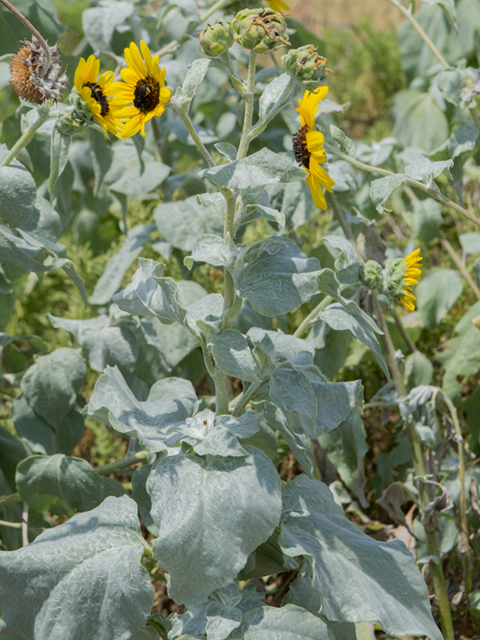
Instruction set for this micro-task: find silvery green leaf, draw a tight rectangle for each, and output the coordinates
[202,148,305,190]
[129,627,160,640]
[279,476,443,640]
[185,234,234,270]
[419,0,456,26]
[16,454,104,514]
[405,351,434,387]
[259,73,291,121]
[82,1,135,53]
[318,413,368,505]
[233,237,321,316]
[323,235,358,265]
[370,174,406,213]
[416,268,463,329]
[85,366,197,451]
[18,197,65,257]
[392,89,449,152]
[49,127,72,193]
[445,121,478,159]
[181,58,211,102]
[244,204,286,227]
[216,412,263,439]
[215,143,237,162]
[87,127,113,196]
[263,403,315,478]
[192,424,248,458]
[405,155,453,187]
[0,496,153,640]
[131,463,159,537]
[459,231,480,254]
[230,604,335,640]
[356,137,397,167]
[266,181,316,232]
[185,293,224,339]
[330,125,355,159]
[238,530,298,581]
[110,162,170,196]
[140,317,199,371]
[209,329,261,382]
[197,192,226,219]
[205,603,242,640]
[0,161,36,228]
[437,66,480,109]
[247,328,312,364]
[319,303,388,378]
[410,198,443,242]
[147,447,282,604]
[90,225,155,306]
[166,0,199,20]
[155,196,224,252]
[0,424,28,488]
[270,367,317,433]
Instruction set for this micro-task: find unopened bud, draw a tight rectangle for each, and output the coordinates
[281,45,331,90]
[199,21,235,57]
[232,8,289,53]
[359,261,383,291]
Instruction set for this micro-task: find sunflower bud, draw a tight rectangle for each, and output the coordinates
[359,260,383,291]
[383,257,409,299]
[10,37,68,104]
[199,21,235,57]
[232,8,289,53]
[55,106,86,137]
[281,45,331,90]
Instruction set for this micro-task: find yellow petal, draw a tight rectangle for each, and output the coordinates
[124,45,145,80]
[121,113,143,138]
[140,40,154,74]
[306,174,327,210]
[310,157,335,191]
[129,42,147,78]
[159,86,172,104]
[98,70,114,88]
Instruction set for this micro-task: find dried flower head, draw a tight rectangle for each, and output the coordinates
[10,37,68,104]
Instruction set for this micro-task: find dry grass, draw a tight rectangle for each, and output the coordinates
[291,0,401,33]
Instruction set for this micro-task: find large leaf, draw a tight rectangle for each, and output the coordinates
[278,476,443,640]
[392,90,449,152]
[146,447,282,604]
[0,496,154,640]
[85,366,198,451]
[416,268,464,329]
[0,161,37,228]
[82,1,135,53]
[230,605,334,640]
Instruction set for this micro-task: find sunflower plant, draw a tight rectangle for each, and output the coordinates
[1,0,480,639]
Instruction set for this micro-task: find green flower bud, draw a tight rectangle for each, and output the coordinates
[359,260,383,291]
[69,87,96,126]
[281,45,331,90]
[232,8,289,53]
[199,21,235,57]
[383,257,408,299]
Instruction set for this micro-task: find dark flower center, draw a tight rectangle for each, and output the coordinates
[133,76,160,114]
[293,124,311,169]
[85,82,109,117]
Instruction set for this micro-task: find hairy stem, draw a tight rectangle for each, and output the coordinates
[325,142,480,229]
[22,503,28,547]
[0,519,22,529]
[248,76,297,141]
[294,295,333,339]
[94,450,149,476]
[0,0,52,69]
[173,105,217,168]
[0,104,51,168]
[392,307,417,353]
[237,50,258,160]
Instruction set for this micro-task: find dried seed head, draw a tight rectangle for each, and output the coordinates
[10,37,68,104]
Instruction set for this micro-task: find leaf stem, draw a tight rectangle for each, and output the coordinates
[0,104,51,168]
[247,76,297,141]
[0,0,52,70]
[173,105,217,168]
[0,519,22,529]
[94,450,149,476]
[294,295,333,339]
[325,142,480,229]
[22,503,28,547]
[237,50,258,159]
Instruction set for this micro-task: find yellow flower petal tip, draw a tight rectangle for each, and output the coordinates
[266,0,290,13]
[115,41,170,139]
[399,250,422,311]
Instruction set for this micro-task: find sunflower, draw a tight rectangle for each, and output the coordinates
[293,87,335,210]
[112,41,171,139]
[267,0,290,13]
[74,55,122,136]
[399,249,422,312]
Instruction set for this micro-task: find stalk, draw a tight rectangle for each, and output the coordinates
[94,450,149,475]
[236,50,258,159]
[172,105,217,168]
[0,104,51,168]
[247,76,297,141]
[0,519,22,529]
[0,0,52,70]
[22,503,28,547]
[294,295,333,339]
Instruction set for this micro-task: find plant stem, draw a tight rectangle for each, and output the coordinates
[247,76,297,141]
[294,295,333,339]
[0,0,52,69]
[325,142,480,229]
[173,106,217,168]
[214,370,230,416]
[0,519,22,529]
[392,307,417,353]
[441,237,480,300]
[0,493,21,507]
[22,503,28,547]
[0,104,51,168]
[94,450,149,476]
[237,50,258,160]
[222,190,238,326]
[327,192,363,261]
[440,392,472,594]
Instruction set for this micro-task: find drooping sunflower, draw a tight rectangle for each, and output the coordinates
[74,55,123,136]
[293,87,335,210]
[113,41,171,139]
[399,249,422,312]
[266,0,290,13]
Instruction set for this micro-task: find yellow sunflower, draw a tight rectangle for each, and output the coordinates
[399,249,422,312]
[113,41,171,139]
[267,0,290,13]
[293,87,335,210]
[74,55,123,136]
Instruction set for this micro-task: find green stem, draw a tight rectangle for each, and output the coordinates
[327,192,363,261]
[237,50,258,160]
[232,381,263,417]
[94,450,148,476]
[221,50,247,95]
[0,519,22,529]
[222,190,238,327]
[325,142,480,229]
[214,370,230,416]
[22,503,28,547]
[294,295,333,339]
[0,105,51,168]
[173,106,217,168]
[392,307,417,353]
[247,76,297,141]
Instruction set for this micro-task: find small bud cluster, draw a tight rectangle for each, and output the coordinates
[10,37,68,104]
[199,21,235,57]
[232,8,289,53]
[282,45,332,90]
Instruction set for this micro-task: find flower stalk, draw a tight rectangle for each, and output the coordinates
[237,50,258,159]
[0,103,51,168]
[0,0,52,70]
